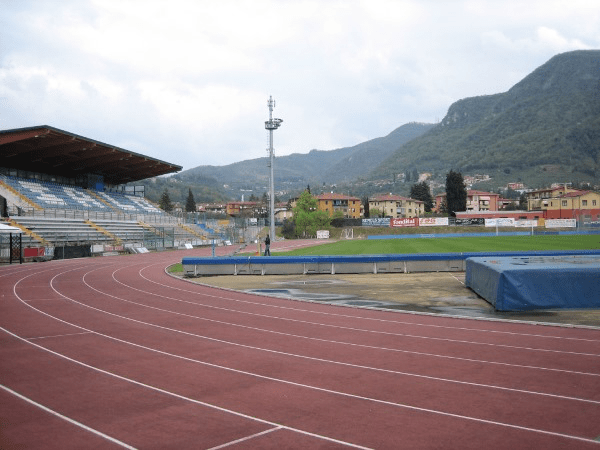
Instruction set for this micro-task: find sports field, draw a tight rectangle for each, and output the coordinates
[277,234,600,256]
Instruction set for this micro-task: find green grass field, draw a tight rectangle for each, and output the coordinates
[276,234,600,256]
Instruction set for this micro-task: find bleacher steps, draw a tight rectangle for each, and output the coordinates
[179,223,207,240]
[7,218,49,246]
[85,219,122,244]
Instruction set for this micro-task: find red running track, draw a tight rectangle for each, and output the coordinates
[1,246,600,449]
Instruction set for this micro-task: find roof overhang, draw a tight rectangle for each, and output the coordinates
[0,125,182,184]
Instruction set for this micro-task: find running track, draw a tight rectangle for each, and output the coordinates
[1,244,600,449]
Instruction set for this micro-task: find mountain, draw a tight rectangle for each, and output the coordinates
[175,122,435,193]
[373,50,600,188]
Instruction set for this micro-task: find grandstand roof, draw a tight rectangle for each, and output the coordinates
[0,125,182,184]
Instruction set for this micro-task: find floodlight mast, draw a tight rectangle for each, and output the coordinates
[265,95,282,244]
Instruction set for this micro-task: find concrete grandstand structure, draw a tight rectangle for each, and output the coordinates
[0,125,229,260]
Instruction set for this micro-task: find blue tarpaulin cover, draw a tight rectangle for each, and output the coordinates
[465,255,600,311]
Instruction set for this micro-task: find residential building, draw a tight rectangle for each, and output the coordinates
[369,194,424,218]
[435,190,500,213]
[197,203,227,215]
[543,190,600,220]
[526,186,581,211]
[226,201,266,217]
[455,210,543,221]
[315,193,362,218]
[274,202,292,223]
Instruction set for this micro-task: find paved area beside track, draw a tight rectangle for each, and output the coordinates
[182,271,600,328]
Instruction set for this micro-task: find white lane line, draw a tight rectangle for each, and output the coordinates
[0,384,137,450]
[1,327,371,450]
[450,273,465,285]
[207,426,283,449]
[107,265,600,357]
[3,325,599,447]
[42,266,600,386]
[28,332,92,341]
[142,263,600,342]
[9,263,600,446]
[25,267,588,405]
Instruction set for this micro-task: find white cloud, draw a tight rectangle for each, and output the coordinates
[1,0,599,170]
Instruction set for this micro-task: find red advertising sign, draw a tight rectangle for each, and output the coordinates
[390,218,418,227]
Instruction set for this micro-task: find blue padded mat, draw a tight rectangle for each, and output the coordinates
[466,255,600,311]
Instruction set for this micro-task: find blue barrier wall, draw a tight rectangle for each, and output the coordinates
[182,250,600,266]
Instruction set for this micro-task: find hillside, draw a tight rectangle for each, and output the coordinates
[373,50,600,188]
[175,122,434,192]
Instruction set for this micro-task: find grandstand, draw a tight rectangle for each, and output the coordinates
[0,125,225,260]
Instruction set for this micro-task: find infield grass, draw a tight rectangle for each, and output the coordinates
[276,234,600,256]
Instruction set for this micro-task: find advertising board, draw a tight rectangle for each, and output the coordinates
[485,218,515,227]
[362,218,390,227]
[545,219,577,228]
[419,217,449,226]
[390,218,418,227]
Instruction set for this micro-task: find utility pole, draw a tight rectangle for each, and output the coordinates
[265,96,282,243]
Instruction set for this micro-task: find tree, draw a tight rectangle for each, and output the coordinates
[159,188,173,212]
[519,193,528,210]
[369,207,383,218]
[292,191,330,237]
[445,170,467,217]
[410,181,434,212]
[185,188,196,213]
[361,196,370,218]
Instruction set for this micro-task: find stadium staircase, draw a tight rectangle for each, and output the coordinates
[6,218,50,247]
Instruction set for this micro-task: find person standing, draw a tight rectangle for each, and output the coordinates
[264,234,271,256]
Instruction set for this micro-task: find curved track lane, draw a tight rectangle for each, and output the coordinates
[1,248,600,449]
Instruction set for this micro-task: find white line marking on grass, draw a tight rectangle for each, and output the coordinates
[0,384,137,450]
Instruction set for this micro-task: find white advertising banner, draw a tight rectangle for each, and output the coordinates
[485,218,515,227]
[545,219,577,228]
[515,220,538,228]
[419,217,449,226]
[317,230,330,239]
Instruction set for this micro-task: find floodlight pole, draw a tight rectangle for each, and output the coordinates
[265,96,282,243]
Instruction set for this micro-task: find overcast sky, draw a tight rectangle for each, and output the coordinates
[1,1,599,171]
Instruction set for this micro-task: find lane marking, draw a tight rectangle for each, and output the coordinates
[28,332,92,341]
[1,327,372,450]
[141,263,600,341]
[3,325,599,447]
[207,426,282,449]
[0,384,137,450]
[26,267,592,405]
[6,258,600,447]
[106,265,600,357]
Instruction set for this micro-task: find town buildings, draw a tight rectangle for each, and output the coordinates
[435,190,500,213]
[368,194,424,218]
[315,193,362,219]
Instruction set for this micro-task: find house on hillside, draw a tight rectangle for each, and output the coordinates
[315,193,362,218]
[435,190,500,213]
[369,194,424,218]
[226,201,266,217]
